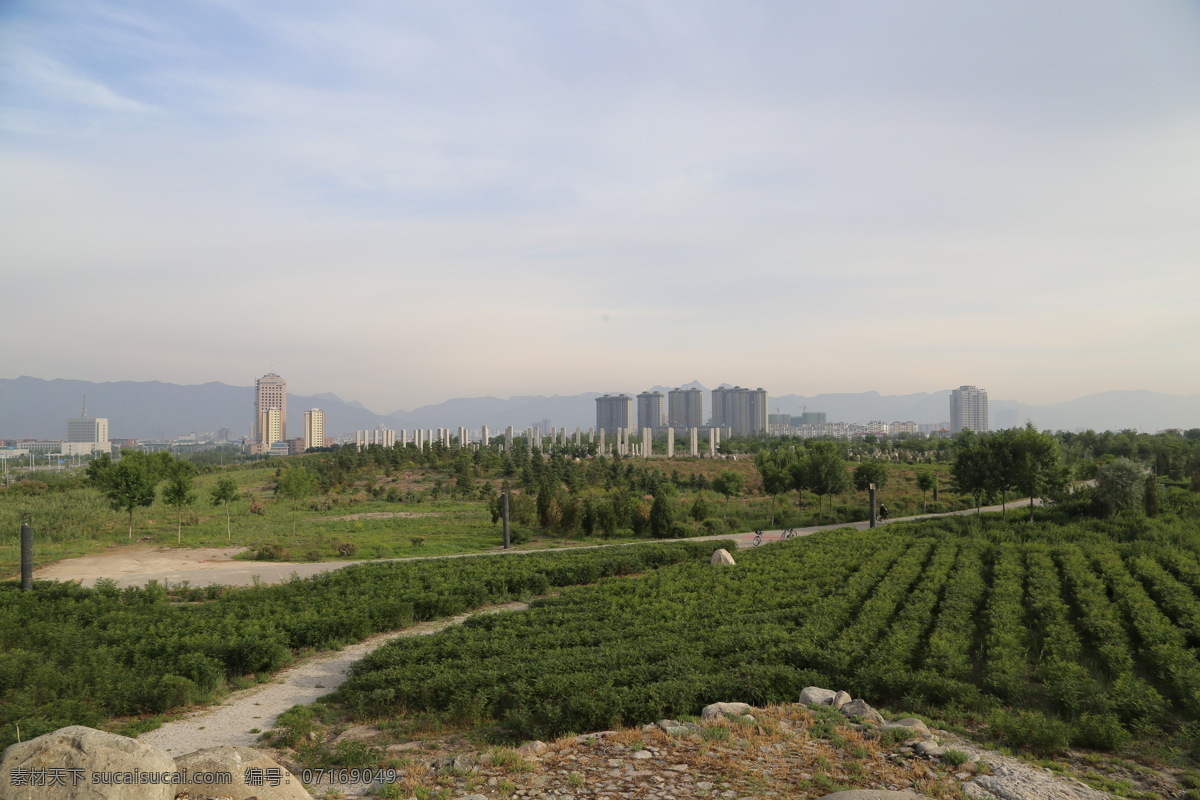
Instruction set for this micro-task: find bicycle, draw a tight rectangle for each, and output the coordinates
[780,527,796,540]
[752,530,763,546]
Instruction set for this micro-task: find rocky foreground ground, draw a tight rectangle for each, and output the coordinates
[268,694,1145,800]
[2,693,1180,800]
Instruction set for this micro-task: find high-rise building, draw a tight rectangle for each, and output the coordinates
[636,391,665,431]
[711,386,768,436]
[950,385,989,434]
[254,372,287,451]
[66,397,109,451]
[668,387,704,429]
[595,394,632,434]
[303,409,325,450]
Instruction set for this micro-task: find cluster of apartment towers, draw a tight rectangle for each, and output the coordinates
[252,373,990,458]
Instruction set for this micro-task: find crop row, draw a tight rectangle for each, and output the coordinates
[337,519,1200,747]
[0,539,729,748]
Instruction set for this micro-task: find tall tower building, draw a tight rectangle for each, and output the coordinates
[67,396,109,449]
[595,394,632,434]
[950,385,989,434]
[668,387,704,429]
[711,386,769,436]
[303,409,325,450]
[254,373,287,449]
[636,391,665,431]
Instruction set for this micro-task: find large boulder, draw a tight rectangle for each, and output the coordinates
[798,686,838,707]
[839,698,885,725]
[710,549,737,566]
[0,726,177,800]
[173,746,311,800]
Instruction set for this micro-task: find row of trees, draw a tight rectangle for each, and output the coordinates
[951,424,1068,520]
[85,451,240,540]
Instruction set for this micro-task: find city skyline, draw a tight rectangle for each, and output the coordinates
[3,2,1198,411]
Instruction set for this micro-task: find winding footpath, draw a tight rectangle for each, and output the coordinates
[136,603,527,756]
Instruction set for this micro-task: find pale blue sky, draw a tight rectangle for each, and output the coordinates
[2,1,1198,412]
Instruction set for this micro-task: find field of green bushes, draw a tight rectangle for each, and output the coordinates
[335,504,1200,758]
[0,539,729,749]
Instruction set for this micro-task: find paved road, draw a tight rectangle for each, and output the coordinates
[36,500,1032,588]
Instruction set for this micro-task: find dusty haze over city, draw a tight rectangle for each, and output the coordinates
[2,1,1198,413]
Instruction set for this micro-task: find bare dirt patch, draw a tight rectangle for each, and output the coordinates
[35,546,249,585]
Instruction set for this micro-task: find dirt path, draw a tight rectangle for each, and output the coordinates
[136,602,528,757]
[35,501,1034,588]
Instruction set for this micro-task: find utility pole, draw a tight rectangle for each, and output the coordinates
[20,513,33,591]
[869,483,878,529]
[501,492,511,550]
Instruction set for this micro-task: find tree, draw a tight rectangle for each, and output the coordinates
[649,486,676,539]
[805,442,849,517]
[275,466,318,534]
[1010,423,1068,521]
[755,448,797,525]
[1093,457,1145,516]
[210,476,240,541]
[951,433,991,514]
[852,461,889,494]
[1145,475,1160,518]
[161,458,197,543]
[87,451,159,539]
[712,470,744,522]
[916,471,936,512]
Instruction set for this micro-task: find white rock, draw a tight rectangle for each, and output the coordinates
[711,548,737,565]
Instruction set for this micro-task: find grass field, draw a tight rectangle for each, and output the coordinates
[0,455,975,577]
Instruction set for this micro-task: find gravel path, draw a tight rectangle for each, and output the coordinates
[136,602,528,757]
[36,501,1030,589]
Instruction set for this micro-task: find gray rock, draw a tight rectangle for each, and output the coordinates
[815,792,928,800]
[912,741,944,758]
[0,726,177,800]
[883,718,931,737]
[711,548,737,565]
[174,745,312,800]
[832,690,853,710]
[517,740,549,757]
[631,749,653,759]
[839,698,885,725]
[331,724,377,745]
[700,702,752,721]
[798,686,838,707]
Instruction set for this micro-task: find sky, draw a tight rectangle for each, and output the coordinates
[2,1,1199,414]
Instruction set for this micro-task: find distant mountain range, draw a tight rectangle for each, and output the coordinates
[1,377,1196,440]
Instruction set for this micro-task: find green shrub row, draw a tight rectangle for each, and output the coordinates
[0,539,730,748]
[334,517,1200,752]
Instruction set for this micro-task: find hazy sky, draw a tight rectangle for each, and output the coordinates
[3,1,1198,414]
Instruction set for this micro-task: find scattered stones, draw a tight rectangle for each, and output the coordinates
[816,792,928,800]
